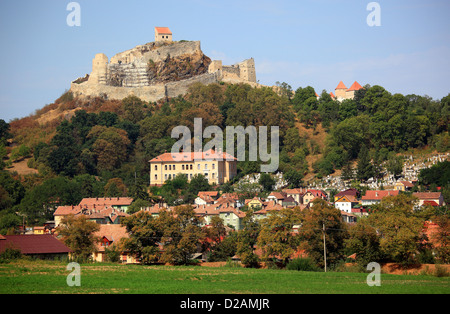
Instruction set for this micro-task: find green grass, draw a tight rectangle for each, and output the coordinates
[0,260,448,294]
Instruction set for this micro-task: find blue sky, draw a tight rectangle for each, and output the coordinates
[1,0,449,122]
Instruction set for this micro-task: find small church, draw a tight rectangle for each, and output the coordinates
[154,27,173,42]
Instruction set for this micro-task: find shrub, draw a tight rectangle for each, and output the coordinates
[0,247,22,262]
[286,258,320,272]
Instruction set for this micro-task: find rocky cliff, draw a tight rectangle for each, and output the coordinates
[70,40,256,102]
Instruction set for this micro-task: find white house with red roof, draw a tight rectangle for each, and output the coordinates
[361,190,399,206]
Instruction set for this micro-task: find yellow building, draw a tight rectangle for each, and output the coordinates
[154,27,172,42]
[149,149,237,186]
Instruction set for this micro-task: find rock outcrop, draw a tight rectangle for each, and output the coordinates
[70,40,258,102]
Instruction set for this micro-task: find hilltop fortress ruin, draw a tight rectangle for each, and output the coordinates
[70,27,259,102]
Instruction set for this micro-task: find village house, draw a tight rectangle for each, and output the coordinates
[282,188,306,204]
[334,188,358,201]
[266,192,286,205]
[79,197,134,213]
[413,192,444,207]
[0,234,71,260]
[394,181,414,191]
[194,191,219,205]
[340,211,357,224]
[218,206,246,231]
[92,224,138,263]
[361,190,399,206]
[302,189,328,205]
[334,195,359,213]
[53,205,129,227]
[245,197,264,210]
[149,149,237,186]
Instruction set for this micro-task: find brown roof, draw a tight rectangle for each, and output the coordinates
[94,225,129,252]
[149,149,236,163]
[335,188,358,198]
[0,235,71,255]
[413,192,442,200]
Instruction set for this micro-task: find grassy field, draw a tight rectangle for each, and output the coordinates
[0,260,449,294]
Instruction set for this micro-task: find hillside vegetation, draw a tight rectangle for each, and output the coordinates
[0,82,449,226]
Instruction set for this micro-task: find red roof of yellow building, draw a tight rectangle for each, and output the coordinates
[347,81,363,91]
[335,81,347,90]
[149,149,236,162]
[154,27,172,35]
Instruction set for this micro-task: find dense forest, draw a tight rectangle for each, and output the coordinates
[0,81,449,228]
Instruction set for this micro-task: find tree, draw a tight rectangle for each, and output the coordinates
[88,126,131,172]
[257,208,302,266]
[203,216,227,259]
[56,214,100,261]
[298,199,348,268]
[120,210,162,264]
[283,169,303,188]
[259,173,275,192]
[356,145,373,182]
[386,155,404,178]
[430,214,450,263]
[368,194,428,265]
[344,218,383,267]
[159,205,205,265]
[236,209,260,267]
[104,178,128,197]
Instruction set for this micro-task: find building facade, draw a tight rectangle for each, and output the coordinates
[149,149,237,186]
[154,27,172,42]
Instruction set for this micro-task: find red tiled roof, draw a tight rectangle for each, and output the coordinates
[0,235,71,255]
[94,225,129,252]
[362,190,399,200]
[413,192,442,200]
[335,81,347,90]
[154,27,172,35]
[307,189,327,198]
[79,197,134,207]
[422,200,439,207]
[149,149,236,163]
[54,205,83,216]
[347,81,363,91]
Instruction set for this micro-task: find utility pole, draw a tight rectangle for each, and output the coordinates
[323,222,327,272]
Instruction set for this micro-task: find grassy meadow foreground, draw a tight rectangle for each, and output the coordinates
[0,260,449,294]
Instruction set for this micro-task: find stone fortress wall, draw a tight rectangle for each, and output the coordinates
[70,39,260,103]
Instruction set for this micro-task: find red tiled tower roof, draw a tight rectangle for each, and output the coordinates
[335,81,347,90]
[347,81,363,91]
[154,27,172,35]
